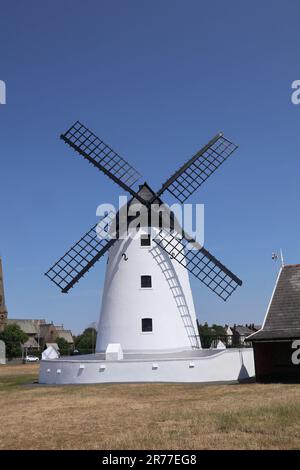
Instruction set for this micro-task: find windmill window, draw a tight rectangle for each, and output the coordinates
[142,318,153,332]
[141,275,152,288]
[140,234,151,247]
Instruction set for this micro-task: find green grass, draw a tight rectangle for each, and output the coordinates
[0,373,37,389]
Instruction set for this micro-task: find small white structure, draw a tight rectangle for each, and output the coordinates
[0,340,6,364]
[45,342,59,351]
[105,343,123,361]
[211,340,226,350]
[42,345,59,360]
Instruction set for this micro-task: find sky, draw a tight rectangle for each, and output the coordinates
[0,0,299,334]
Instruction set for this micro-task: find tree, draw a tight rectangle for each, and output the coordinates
[75,328,97,354]
[197,322,226,349]
[0,324,28,358]
[56,337,70,356]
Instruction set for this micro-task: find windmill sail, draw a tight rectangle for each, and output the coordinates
[155,133,238,203]
[47,122,242,302]
[155,229,242,301]
[45,211,116,293]
[61,121,142,197]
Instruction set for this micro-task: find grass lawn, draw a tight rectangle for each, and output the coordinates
[0,363,300,450]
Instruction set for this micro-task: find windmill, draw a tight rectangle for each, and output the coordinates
[45,121,242,354]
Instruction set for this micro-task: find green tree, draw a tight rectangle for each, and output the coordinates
[0,324,28,358]
[56,337,70,356]
[75,328,97,354]
[197,322,226,348]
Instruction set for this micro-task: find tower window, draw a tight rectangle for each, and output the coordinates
[141,275,152,288]
[140,234,151,247]
[142,318,153,332]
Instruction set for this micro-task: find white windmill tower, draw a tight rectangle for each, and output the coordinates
[45,121,242,357]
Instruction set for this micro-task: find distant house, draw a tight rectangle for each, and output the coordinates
[23,337,39,349]
[55,325,74,346]
[224,325,234,346]
[6,319,74,351]
[247,264,300,382]
[7,319,46,349]
[232,325,254,346]
[39,323,58,349]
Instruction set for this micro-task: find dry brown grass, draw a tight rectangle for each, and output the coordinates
[1,363,300,450]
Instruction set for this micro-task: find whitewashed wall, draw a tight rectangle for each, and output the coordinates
[39,349,254,384]
[96,229,200,353]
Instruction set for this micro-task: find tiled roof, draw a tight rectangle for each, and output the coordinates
[39,323,55,338]
[7,319,45,335]
[253,325,261,331]
[234,325,253,336]
[56,328,74,344]
[247,264,300,341]
[23,337,39,348]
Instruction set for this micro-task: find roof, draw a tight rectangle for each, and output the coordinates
[224,326,233,333]
[56,328,74,344]
[39,323,55,338]
[7,319,46,335]
[23,337,38,348]
[234,325,253,336]
[247,264,300,341]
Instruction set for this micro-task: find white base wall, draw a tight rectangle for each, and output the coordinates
[39,349,254,385]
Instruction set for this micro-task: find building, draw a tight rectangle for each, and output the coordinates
[0,257,8,333]
[54,325,74,346]
[247,264,300,382]
[232,325,253,346]
[0,256,74,351]
[37,323,74,350]
[224,324,234,346]
[7,319,74,351]
[224,324,260,346]
[7,319,46,350]
[7,319,45,343]
[38,323,58,349]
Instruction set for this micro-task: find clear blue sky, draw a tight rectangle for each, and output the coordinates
[0,0,299,334]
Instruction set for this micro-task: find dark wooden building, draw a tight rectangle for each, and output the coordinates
[247,264,300,382]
